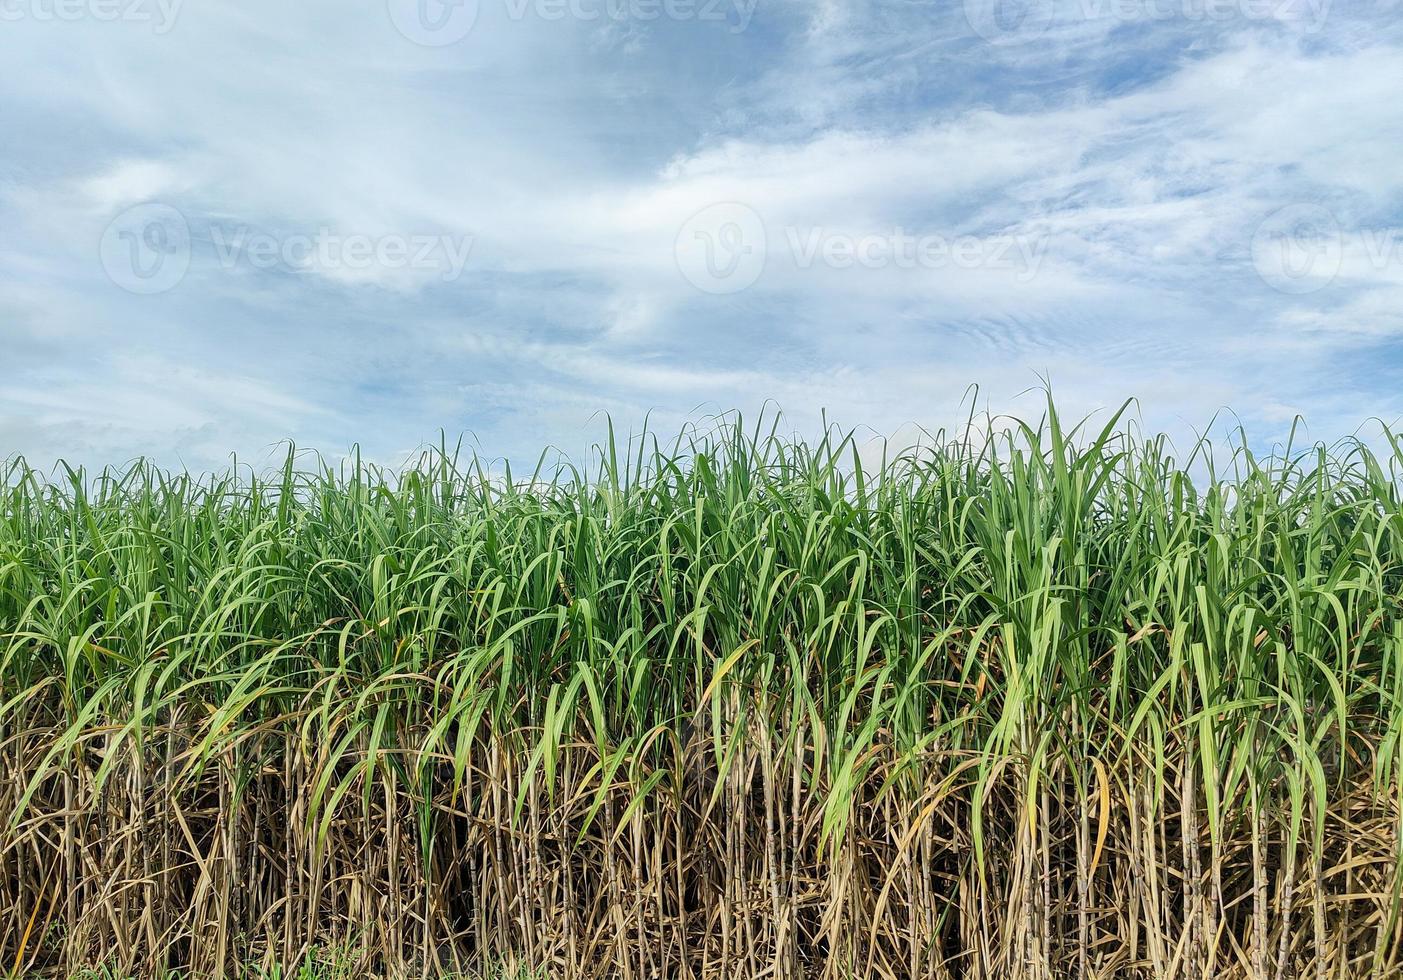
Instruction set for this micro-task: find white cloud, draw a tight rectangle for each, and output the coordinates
[79,159,190,213]
[2,1,1403,468]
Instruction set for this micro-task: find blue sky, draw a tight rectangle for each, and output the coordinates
[3,0,1402,469]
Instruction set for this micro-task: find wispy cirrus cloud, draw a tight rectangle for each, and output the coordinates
[2,0,1402,468]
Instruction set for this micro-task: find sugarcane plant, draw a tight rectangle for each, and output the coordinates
[2,398,1401,978]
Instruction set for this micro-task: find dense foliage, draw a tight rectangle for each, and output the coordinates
[3,402,1402,978]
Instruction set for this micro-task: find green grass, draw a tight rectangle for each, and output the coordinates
[68,946,359,980]
[65,946,536,980]
[3,398,1402,978]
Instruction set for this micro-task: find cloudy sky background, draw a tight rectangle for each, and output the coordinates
[3,0,1402,470]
